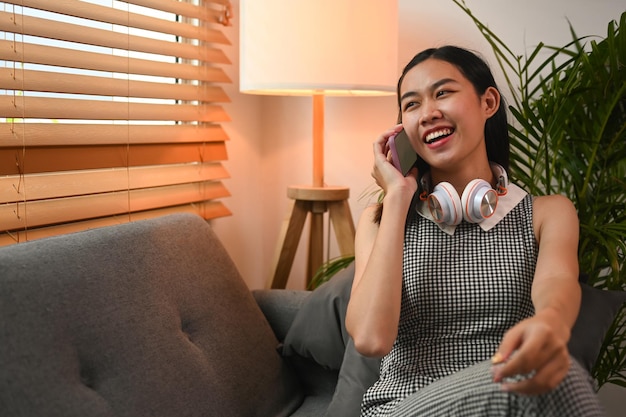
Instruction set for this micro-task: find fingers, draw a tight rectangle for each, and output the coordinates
[371,124,406,187]
[493,316,560,377]
[492,319,571,395]
[499,354,571,395]
[493,336,548,380]
[492,325,521,365]
[373,124,404,156]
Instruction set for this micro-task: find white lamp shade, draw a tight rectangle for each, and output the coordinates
[240,0,399,96]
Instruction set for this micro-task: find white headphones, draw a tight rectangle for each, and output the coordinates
[419,163,508,226]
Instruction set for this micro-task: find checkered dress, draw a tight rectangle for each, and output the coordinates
[361,195,604,416]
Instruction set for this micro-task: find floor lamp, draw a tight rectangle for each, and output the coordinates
[240,0,398,288]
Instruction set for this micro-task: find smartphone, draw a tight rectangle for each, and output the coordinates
[388,130,417,176]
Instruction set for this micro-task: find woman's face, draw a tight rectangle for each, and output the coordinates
[398,58,499,171]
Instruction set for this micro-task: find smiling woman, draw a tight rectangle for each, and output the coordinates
[346,45,604,417]
[0,0,233,245]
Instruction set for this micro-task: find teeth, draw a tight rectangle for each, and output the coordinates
[425,128,452,143]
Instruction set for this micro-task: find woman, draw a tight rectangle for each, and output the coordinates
[345,46,604,416]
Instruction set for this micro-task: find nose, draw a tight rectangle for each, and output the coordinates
[419,100,442,125]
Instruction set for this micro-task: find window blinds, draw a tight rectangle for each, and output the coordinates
[0,0,232,245]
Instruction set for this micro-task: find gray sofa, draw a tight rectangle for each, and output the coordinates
[2,213,624,417]
[0,213,338,417]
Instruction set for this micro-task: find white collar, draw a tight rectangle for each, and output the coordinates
[415,183,528,235]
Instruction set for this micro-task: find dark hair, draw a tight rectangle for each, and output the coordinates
[397,45,510,173]
[373,46,509,224]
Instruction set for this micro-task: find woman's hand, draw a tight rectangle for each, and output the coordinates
[491,308,572,395]
[371,124,418,197]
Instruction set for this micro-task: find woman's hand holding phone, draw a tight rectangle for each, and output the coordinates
[388,129,418,176]
[372,126,418,198]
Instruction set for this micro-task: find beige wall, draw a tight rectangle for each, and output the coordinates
[214,0,624,291]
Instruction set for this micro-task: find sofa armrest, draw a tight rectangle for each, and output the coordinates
[253,289,311,342]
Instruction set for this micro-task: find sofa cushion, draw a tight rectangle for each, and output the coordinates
[254,289,312,342]
[324,339,381,417]
[281,264,354,370]
[569,283,626,372]
[280,263,381,417]
[0,213,303,417]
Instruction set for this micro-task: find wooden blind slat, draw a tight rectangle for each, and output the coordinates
[0,143,228,175]
[0,163,230,204]
[0,201,231,247]
[0,12,231,63]
[1,181,230,230]
[0,68,230,102]
[0,123,228,146]
[2,96,231,122]
[125,0,230,22]
[6,0,230,45]
[0,40,231,82]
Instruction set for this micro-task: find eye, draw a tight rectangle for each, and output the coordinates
[436,89,449,98]
[403,100,419,111]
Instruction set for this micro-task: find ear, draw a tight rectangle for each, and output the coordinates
[482,86,500,118]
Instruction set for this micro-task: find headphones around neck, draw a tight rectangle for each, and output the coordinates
[419,163,508,226]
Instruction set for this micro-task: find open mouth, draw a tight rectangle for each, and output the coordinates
[424,128,454,144]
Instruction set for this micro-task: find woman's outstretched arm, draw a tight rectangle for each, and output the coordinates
[493,194,581,395]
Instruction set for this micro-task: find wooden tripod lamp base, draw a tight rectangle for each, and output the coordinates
[269,185,355,289]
